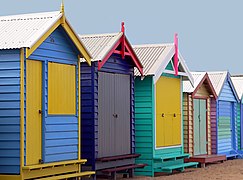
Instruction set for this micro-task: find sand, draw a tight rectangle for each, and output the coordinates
[123,159,243,180]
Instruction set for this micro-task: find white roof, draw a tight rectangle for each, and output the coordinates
[79,32,123,61]
[133,43,194,85]
[183,72,206,93]
[207,71,228,96]
[0,11,62,49]
[231,76,243,99]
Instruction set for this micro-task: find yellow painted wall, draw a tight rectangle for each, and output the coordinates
[26,60,42,165]
[156,76,181,148]
[48,62,76,115]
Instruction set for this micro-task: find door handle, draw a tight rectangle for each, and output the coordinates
[113,113,118,118]
[39,110,42,114]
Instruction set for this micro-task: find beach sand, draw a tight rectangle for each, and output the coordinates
[121,159,243,180]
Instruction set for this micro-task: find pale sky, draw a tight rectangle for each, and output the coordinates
[1,0,243,74]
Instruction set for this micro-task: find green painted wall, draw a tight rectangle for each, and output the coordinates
[134,61,186,176]
[135,76,154,176]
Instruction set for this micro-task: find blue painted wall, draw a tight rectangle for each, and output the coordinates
[81,54,135,170]
[29,26,80,163]
[0,49,20,174]
[217,77,238,155]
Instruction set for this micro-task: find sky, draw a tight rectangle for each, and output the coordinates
[1,0,243,74]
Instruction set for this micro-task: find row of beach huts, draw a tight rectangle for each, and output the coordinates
[1,5,243,180]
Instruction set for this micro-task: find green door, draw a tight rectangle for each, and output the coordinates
[193,99,207,155]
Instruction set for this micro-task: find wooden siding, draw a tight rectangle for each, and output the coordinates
[81,54,135,171]
[0,49,21,174]
[211,98,217,154]
[135,76,154,176]
[207,99,212,155]
[80,63,96,168]
[29,26,80,163]
[237,103,241,150]
[216,78,237,155]
[184,83,212,156]
[218,80,237,102]
[183,94,193,155]
[195,83,210,97]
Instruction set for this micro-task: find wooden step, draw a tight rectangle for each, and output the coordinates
[38,171,95,180]
[154,154,190,162]
[161,162,198,173]
[96,154,140,162]
[22,159,87,171]
[101,164,147,180]
[185,154,226,168]
[102,164,147,174]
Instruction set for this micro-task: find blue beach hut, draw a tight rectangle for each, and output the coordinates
[0,6,95,180]
[208,71,240,158]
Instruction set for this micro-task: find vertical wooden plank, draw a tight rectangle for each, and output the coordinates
[98,72,115,157]
[26,60,42,165]
[193,99,200,155]
[207,98,212,155]
[156,76,181,147]
[114,73,131,155]
[200,99,207,154]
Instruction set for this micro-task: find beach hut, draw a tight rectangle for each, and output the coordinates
[79,23,145,178]
[0,5,95,180]
[208,72,240,158]
[231,75,243,151]
[133,36,198,177]
[183,72,217,156]
[182,72,226,167]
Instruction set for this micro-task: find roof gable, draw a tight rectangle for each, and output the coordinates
[183,72,217,99]
[0,9,91,65]
[231,76,243,100]
[208,71,239,102]
[79,24,143,75]
[133,43,193,85]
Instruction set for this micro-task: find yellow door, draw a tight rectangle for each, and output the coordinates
[156,76,181,148]
[26,60,42,165]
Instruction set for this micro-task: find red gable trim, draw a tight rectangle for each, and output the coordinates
[98,22,143,75]
[98,38,121,70]
[192,73,217,99]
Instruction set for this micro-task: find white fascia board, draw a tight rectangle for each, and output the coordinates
[152,46,175,84]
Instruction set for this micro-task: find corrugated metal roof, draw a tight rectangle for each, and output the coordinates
[231,75,243,99]
[79,33,123,61]
[207,71,228,96]
[0,11,62,49]
[133,43,174,76]
[183,72,206,93]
